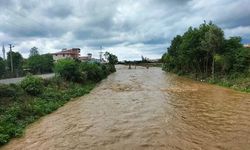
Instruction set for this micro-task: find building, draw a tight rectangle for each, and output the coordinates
[148,58,161,63]
[244,44,250,48]
[79,53,92,62]
[51,48,80,62]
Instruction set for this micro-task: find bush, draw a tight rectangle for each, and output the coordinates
[20,75,44,96]
[54,59,81,82]
[107,64,116,73]
[0,84,17,97]
[43,76,64,88]
[80,63,105,82]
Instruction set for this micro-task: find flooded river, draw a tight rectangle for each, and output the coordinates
[2,65,250,150]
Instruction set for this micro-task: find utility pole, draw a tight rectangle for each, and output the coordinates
[9,44,14,73]
[99,46,103,63]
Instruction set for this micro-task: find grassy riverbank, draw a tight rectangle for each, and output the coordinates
[0,55,118,145]
[181,73,250,93]
[0,80,96,145]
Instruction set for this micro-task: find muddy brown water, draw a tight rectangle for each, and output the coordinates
[1,65,250,150]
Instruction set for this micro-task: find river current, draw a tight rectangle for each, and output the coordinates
[2,65,250,150]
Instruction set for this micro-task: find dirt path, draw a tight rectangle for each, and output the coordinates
[1,65,250,150]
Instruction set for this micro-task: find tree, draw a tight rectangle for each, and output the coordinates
[27,54,54,74]
[233,47,250,73]
[29,47,39,57]
[104,52,118,65]
[201,23,224,79]
[0,57,6,78]
[162,21,248,82]
[6,51,23,73]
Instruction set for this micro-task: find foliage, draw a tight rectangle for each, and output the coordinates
[29,47,39,57]
[27,54,54,74]
[54,57,117,83]
[0,53,118,145]
[0,78,95,145]
[0,84,17,97]
[20,75,44,96]
[162,22,249,76]
[162,21,250,91]
[0,57,5,78]
[6,51,23,73]
[80,62,106,82]
[104,52,118,65]
[54,58,81,82]
[233,47,250,73]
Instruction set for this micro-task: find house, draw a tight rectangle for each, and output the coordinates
[244,44,250,48]
[79,53,92,62]
[51,48,80,62]
[148,58,161,63]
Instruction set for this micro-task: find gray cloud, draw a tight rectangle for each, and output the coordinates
[43,4,73,18]
[0,0,249,60]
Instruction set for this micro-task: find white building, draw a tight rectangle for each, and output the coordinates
[244,44,250,48]
[51,48,80,62]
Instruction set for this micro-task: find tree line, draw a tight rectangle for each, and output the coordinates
[0,47,54,78]
[162,22,250,80]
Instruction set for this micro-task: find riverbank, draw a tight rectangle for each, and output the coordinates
[0,78,96,145]
[171,72,250,93]
[122,63,163,68]
[0,59,117,146]
[208,76,250,93]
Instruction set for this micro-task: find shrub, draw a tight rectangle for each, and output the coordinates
[0,84,17,97]
[54,59,81,82]
[39,87,63,100]
[43,76,64,88]
[20,75,44,96]
[80,62,105,82]
[107,64,116,73]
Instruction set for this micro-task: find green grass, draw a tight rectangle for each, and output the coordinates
[207,76,250,93]
[178,73,250,93]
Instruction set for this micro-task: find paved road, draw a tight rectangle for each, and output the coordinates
[0,73,55,84]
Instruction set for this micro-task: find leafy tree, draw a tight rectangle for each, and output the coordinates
[27,54,54,74]
[0,57,6,77]
[162,21,248,81]
[29,47,39,57]
[201,23,224,78]
[104,52,118,65]
[233,47,250,73]
[6,51,23,72]
[80,62,105,82]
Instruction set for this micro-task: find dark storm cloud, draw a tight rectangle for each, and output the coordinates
[0,0,249,60]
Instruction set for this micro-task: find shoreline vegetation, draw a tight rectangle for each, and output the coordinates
[0,53,118,145]
[162,21,249,93]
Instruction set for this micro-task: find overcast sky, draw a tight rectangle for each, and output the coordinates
[0,0,249,60]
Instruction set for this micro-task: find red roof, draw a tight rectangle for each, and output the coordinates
[51,48,80,55]
[51,52,79,55]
